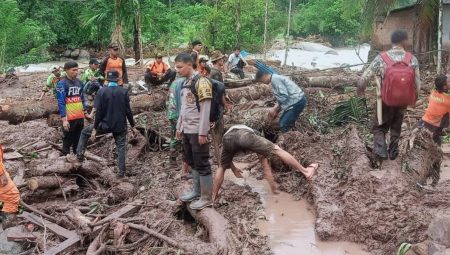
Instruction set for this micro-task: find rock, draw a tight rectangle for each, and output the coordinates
[427,216,450,246]
[0,226,26,254]
[325,49,339,55]
[70,49,80,58]
[78,49,90,60]
[63,49,72,58]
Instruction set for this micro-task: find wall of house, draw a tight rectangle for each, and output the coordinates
[443,5,450,50]
[371,8,420,52]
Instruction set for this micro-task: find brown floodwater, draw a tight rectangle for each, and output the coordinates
[225,163,369,255]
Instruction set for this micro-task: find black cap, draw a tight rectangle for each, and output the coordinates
[107,69,119,82]
[192,40,202,47]
[108,42,119,49]
[254,69,269,82]
[64,61,78,70]
[89,58,99,65]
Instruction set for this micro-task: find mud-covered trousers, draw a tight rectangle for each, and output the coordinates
[372,103,405,159]
[182,134,211,176]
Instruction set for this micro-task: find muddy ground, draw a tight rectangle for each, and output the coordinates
[0,66,449,254]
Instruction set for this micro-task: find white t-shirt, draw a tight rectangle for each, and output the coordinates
[228,53,243,69]
[224,124,255,136]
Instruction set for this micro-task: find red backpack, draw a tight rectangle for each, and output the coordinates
[380,52,416,107]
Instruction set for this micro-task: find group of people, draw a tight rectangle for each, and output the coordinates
[2,29,449,227]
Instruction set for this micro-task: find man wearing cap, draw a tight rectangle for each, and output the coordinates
[56,61,87,155]
[190,40,203,70]
[210,50,227,83]
[39,65,64,100]
[227,46,248,79]
[82,58,104,96]
[76,69,137,177]
[99,43,128,86]
[198,56,210,77]
[254,70,307,132]
[144,53,176,86]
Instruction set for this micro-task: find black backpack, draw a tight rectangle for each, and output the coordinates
[185,74,225,122]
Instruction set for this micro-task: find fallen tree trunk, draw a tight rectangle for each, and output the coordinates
[226,84,272,103]
[28,157,80,177]
[1,90,168,124]
[27,176,71,191]
[289,74,360,89]
[225,105,279,132]
[224,79,254,88]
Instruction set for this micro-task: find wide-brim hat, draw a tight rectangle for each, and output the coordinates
[210,50,226,62]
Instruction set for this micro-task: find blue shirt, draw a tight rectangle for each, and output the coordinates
[270,74,305,112]
[56,78,86,121]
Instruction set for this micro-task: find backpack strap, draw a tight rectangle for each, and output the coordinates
[183,74,202,112]
[403,52,413,65]
[380,52,394,66]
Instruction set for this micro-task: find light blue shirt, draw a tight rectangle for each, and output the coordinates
[228,53,243,69]
[270,74,305,112]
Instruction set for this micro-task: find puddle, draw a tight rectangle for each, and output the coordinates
[225,163,368,255]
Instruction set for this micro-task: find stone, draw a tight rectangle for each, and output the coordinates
[0,226,26,254]
[70,49,80,58]
[63,49,72,58]
[427,216,450,246]
[78,50,90,60]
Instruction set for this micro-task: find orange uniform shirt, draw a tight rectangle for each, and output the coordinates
[148,61,169,75]
[105,57,124,85]
[0,145,20,213]
[422,90,450,127]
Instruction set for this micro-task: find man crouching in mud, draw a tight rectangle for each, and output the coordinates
[212,124,318,203]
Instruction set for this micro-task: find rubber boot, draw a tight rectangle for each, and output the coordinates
[190,174,213,210]
[180,170,200,202]
[388,141,399,160]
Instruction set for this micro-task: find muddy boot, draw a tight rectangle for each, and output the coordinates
[190,174,213,210]
[388,141,399,160]
[169,149,177,167]
[180,170,200,202]
[373,133,388,160]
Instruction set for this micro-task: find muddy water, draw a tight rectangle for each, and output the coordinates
[225,163,368,255]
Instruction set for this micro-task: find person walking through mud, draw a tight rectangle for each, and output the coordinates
[414,74,450,186]
[0,144,20,228]
[211,124,318,203]
[99,42,128,86]
[357,30,420,160]
[76,70,137,177]
[175,53,214,210]
[254,70,307,132]
[56,61,87,156]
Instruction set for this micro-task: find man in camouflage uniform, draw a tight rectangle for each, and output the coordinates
[357,30,421,160]
[175,53,214,210]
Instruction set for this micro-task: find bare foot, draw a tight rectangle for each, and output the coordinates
[305,163,319,181]
[231,167,244,178]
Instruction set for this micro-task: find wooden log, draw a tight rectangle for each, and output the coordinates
[127,130,147,160]
[0,90,168,124]
[246,58,282,67]
[28,157,80,177]
[226,84,273,103]
[224,78,254,88]
[27,176,71,191]
[64,208,92,234]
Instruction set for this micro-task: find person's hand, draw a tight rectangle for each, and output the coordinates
[131,127,138,138]
[176,131,183,141]
[62,119,70,131]
[0,174,8,187]
[90,129,97,141]
[198,135,208,145]
[268,107,279,121]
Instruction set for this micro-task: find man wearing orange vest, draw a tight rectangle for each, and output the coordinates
[99,42,128,86]
[144,53,176,86]
[0,145,20,226]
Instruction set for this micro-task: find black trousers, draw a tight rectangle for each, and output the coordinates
[144,70,176,86]
[182,133,211,176]
[372,103,405,158]
[62,119,84,155]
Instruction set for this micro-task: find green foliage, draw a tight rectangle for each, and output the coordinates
[293,0,362,46]
[0,0,55,68]
[327,97,368,125]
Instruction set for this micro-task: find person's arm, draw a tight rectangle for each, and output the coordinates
[0,146,8,186]
[93,92,104,130]
[412,56,421,96]
[197,78,213,136]
[80,82,86,112]
[55,81,67,118]
[212,165,225,204]
[99,57,108,78]
[81,70,88,84]
[357,55,381,96]
[125,90,135,127]
[121,57,128,84]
